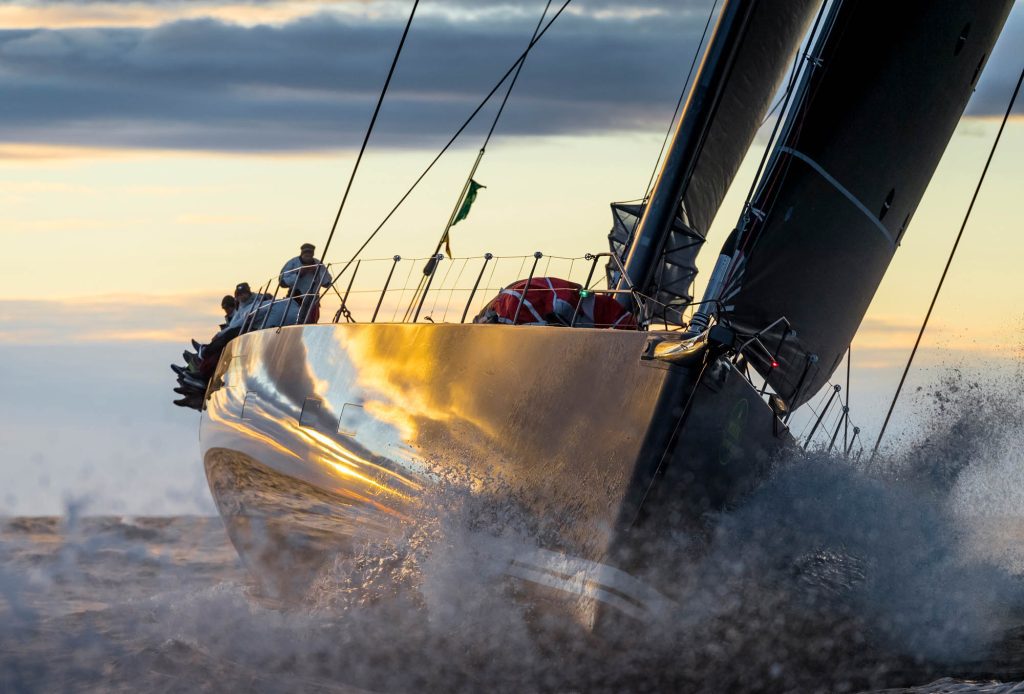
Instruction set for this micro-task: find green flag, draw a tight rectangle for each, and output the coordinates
[452,179,486,226]
[444,178,486,256]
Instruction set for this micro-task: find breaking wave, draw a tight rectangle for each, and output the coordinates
[2,369,1023,692]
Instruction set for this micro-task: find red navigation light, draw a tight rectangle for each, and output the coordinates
[770,360,779,369]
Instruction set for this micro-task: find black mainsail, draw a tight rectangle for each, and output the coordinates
[709,0,1014,409]
[618,0,821,321]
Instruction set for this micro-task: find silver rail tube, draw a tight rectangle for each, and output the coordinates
[303,263,329,324]
[803,384,840,450]
[276,266,302,329]
[276,295,290,329]
[845,426,860,457]
[244,281,268,334]
[339,260,361,323]
[827,406,848,453]
[460,253,493,323]
[512,252,543,325]
[372,256,402,323]
[413,254,444,323]
[569,253,602,328]
[259,280,284,331]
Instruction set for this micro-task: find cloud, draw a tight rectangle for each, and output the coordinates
[0,294,224,343]
[0,2,1019,153]
[964,4,1024,118]
[0,2,715,152]
[0,1,346,30]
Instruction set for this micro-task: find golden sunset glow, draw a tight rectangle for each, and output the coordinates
[0,2,352,30]
[2,0,1022,516]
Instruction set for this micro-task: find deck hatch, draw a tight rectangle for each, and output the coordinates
[338,403,364,437]
[299,397,323,428]
[240,391,256,420]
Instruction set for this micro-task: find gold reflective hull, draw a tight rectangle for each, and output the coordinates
[200,323,786,621]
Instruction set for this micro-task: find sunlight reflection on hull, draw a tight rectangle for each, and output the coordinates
[199,323,786,619]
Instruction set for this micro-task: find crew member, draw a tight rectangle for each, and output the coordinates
[279,243,332,323]
[219,294,237,329]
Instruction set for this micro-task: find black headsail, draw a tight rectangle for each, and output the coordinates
[710,0,1013,409]
[618,0,821,322]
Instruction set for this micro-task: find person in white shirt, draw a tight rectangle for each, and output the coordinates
[280,242,332,298]
[279,243,332,324]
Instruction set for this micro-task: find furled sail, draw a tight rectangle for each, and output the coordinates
[714,0,1013,409]
[619,0,821,323]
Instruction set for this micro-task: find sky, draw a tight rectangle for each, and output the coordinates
[0,0,1022,515]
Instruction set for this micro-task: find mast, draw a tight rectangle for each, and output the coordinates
[618,0,820,321]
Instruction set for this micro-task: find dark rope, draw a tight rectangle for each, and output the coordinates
[484,0,553,148]
[319,0,419,265]
[326,0,574,284]
[407,1,552,319]
[872,64,1024,457]
[640,0,719,203]
[427,0,553,262]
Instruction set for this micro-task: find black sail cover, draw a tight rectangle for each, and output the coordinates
[620,0,821,321]
[716,0,1013,409]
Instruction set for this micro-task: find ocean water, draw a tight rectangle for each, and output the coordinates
[2,375,1023,692]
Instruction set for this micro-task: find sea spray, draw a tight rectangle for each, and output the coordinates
[2,370,1023,691]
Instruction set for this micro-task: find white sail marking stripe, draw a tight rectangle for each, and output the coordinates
[779,147,895,246]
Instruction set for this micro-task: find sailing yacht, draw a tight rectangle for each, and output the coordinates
[198,0,1015,625]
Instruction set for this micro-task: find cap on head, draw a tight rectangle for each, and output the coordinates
[234,282,251,295]
[300,243,315,252]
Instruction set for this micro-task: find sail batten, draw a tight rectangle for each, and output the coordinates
[714,0,1014,409]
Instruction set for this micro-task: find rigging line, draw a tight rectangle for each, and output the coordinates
[320,0,419,266]
[327,0,574,285]
[484,0,552,148]
[640,0,719,204]
[427,255,457,318]
[427,0,552,262]
[391,259,418,322]
[872,63,1024,458]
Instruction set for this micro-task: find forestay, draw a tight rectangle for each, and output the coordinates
[715,0,1014,409]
